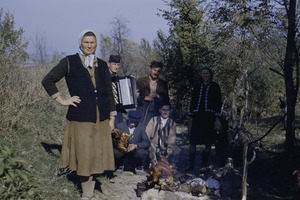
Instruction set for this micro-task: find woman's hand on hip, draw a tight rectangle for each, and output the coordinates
[55,96,81,107]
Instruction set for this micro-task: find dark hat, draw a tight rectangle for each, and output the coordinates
[128,110,142,123]
[109,55,121,63]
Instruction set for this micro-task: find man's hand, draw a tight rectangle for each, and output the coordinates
[148,145,153,152]
[144,95,154,101]
[128,144,138,152]
[144,92,160,101]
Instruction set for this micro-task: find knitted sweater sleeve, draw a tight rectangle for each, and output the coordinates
[41,57,68,98]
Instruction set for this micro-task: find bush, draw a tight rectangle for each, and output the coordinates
[0,145,40,199]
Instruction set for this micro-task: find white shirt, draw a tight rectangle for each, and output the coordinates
[129,127,135,135]
[160,117,168,129]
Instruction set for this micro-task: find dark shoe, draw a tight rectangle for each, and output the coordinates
[115,165,124,174]
[135,166,144,175]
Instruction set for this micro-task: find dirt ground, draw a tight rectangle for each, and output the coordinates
[90,126,221,200]
[92,136,191,199]
[95,171,147,200]
[91,126,201,200]
[71,125,300,200]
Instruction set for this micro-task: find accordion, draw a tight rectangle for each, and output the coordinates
[116,75,138,109]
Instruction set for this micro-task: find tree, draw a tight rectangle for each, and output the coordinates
[282,0,299,165]
[0,9,28,94]
[0,9,29,135]
[31,30,51,67]
[0,9,28,68]
[99,33,113,62]
[99,16,162,78]
[158,0,214,120]
[204,0,292,124]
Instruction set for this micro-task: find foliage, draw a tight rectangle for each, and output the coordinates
[0,145,40,199]
[99,16,162,78]
[0,2,299,199]
[207,1,279,120]
[0,9,28,67]
[157,0,215,121]
[0,9,30,139]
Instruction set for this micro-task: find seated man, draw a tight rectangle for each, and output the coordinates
[146,103,178,165]
[114,110,150,174]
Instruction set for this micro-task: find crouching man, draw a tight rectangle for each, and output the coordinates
[114,110,150,174]
[146,103,178,165]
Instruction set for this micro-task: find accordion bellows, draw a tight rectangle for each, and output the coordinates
[116,76,138,109]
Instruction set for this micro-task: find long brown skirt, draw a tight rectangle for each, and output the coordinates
[58,119,115,176]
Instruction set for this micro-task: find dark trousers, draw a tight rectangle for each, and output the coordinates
[114,147,148,169]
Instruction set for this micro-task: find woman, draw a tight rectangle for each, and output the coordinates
[42,30,116,200]
[187,66,222,171]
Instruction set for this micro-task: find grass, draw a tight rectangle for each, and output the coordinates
[1,107,299,200]
[0,67,299,199]
[2,103,80,200]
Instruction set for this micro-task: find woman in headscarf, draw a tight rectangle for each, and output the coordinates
[186,66,222,171]
[42,29,116,200]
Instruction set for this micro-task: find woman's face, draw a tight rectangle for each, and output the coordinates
[81,36,97,55]
[201,69,211,84]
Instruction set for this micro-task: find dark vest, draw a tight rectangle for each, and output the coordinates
[65,54,110,122]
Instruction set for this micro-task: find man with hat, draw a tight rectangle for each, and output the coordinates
[108,55,127,125]
[114,110,150,174]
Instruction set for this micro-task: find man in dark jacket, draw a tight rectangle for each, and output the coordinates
[114,110,150,174]
[136,61,169,125]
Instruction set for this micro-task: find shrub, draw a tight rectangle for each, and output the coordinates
[0,145,40,199]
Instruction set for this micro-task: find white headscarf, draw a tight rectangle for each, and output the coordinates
[78,29,97,68]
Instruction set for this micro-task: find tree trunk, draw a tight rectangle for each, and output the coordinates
[283,0,297,163]
[241,142,248,200]
[244,71,249,122]
[231,89,238,128]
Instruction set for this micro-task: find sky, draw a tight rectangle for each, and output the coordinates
[1,0,170,55]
